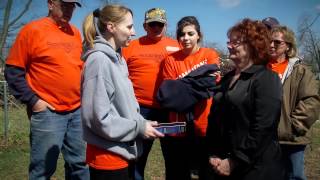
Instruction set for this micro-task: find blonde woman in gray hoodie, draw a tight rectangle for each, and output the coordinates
[81,5,164,180]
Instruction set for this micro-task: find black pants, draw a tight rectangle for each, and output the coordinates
[161,136,210,180]
[89,166,133,180]
[134,106,168,180]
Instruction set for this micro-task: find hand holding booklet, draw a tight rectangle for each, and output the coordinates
[155,122,186,134]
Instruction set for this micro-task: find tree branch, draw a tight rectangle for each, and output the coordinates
[8,0,32,27]
[0,0,13,63]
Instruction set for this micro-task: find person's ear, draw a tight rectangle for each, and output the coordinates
[143,23,147,31]
[106,22,115,33]
[48,0,54,10]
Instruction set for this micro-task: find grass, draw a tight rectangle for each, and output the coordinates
[0,107,164,180]
[305,121,320,180]
[0,108,319,180]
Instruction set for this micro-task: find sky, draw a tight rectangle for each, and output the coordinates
[73,0,320,51]
[6,0,320,51]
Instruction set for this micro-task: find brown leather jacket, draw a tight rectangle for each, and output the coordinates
[278,58,320,145]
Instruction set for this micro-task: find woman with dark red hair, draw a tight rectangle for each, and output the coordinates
[206,18,285,180]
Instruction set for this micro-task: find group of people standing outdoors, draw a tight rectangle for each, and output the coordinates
[4,0,320,180]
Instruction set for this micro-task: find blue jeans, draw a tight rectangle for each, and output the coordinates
[134,106,167,180]
[281,145,307,180]
[29,108,89,180]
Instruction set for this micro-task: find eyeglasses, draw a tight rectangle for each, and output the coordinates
[271,39,287,47]
[148,22,165,28]
[227,40,243,48]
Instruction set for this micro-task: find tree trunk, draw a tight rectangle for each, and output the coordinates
[0,0,13,65]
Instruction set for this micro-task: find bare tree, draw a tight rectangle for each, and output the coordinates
[202,40,235,76]
[203,41,227,55]
[297,13,320,78]
[0,0,32,66]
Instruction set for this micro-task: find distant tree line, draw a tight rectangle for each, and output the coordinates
[297,12,320,80]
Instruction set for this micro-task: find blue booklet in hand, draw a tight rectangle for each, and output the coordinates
[155,122,186,134]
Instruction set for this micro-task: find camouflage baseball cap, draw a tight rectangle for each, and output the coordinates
[145,8,167,24]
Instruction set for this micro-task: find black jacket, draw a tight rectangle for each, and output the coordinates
[156,64,219,112]
[206,65,285,180]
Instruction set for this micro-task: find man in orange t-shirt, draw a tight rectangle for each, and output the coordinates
[4,1,89,179]
[122,8,179,180]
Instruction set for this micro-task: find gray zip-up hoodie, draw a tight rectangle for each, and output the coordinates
[81,36,146,160]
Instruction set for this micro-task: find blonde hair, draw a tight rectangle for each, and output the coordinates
[271,26,297,58]
[82,4,133,48]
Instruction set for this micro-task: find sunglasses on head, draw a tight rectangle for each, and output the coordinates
[148,22,165,28]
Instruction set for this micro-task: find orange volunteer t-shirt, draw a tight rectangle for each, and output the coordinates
[267,59,289,80]
[6,17,83,111]
[162,47,220,136]
[86,144,128,170]
[122,36,179,108]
